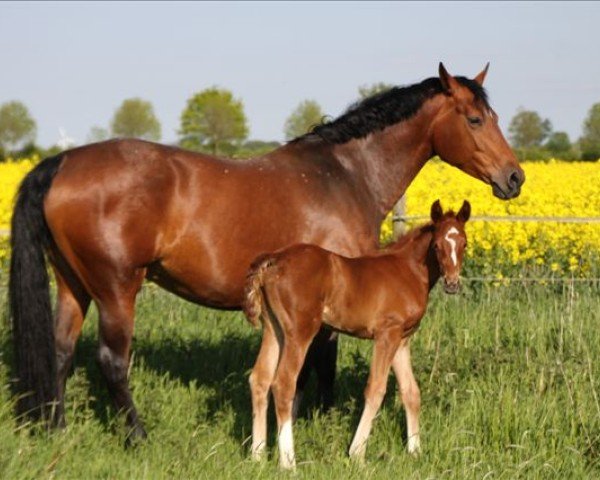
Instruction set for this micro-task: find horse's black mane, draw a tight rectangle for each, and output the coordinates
[293,76,489,145]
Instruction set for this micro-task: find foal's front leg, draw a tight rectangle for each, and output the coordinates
[392,339,421,455]
[349,328,403,461]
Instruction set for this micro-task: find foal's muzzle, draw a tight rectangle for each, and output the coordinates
[443,278,461,294]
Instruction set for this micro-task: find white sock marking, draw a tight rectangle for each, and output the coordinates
[445,227,460,266]
[407,433,421,455]
[279,420,295,469]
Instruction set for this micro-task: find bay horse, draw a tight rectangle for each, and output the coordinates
[244,200,470,469]
[9,63,522,442]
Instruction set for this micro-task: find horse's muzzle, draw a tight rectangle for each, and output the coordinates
[492,168,525,200]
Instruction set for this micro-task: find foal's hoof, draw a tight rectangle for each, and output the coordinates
[278,457,296,471]
[407,436,421,456]
[349,453,366,465]
[124,425,148,448]
[250,445,266,462]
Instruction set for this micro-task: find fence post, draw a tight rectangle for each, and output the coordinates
[392,195,406,241]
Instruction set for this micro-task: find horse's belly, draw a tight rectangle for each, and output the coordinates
[146,252,246,309]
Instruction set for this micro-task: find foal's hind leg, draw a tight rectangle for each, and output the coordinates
[249,317,281,460]
[94,276,146,445]
[271,314,321,469]
[52,264,91,428]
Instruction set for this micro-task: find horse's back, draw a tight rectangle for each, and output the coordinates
[44,140,192,266]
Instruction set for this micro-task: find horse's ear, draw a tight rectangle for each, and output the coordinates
[457,200,471,223]
[431,199,444,223]
[474,62,490,86]
[439,62,460,93]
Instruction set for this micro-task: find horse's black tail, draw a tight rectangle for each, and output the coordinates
[9,154,63,424]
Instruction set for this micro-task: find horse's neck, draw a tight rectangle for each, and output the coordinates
[332,96,443,217]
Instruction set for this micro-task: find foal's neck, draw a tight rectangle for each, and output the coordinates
[332,96,444,218]
[395,226,441,290]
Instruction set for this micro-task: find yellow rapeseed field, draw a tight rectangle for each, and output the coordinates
[381,159,600,277]
[1,157,599,277]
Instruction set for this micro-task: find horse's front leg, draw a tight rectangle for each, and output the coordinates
[349,327,402,461]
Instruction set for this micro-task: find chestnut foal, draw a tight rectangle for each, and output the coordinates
[244,200,470,468]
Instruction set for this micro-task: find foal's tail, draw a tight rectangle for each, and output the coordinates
[9,154,63,424]
[243,254,275,328]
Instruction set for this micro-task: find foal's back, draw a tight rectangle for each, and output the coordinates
[259,243,430,339]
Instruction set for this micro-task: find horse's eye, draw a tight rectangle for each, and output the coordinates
[467,116,483,127]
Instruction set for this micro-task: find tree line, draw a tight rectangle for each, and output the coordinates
[1,84,599,161]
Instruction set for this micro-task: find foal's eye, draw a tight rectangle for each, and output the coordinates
[467,116,483,127]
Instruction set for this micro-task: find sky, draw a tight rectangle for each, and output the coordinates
[1,1,599,148]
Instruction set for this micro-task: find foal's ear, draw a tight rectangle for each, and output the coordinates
[431,199,444,223]
[439,62,460,93]
[457,200,471,223]
[474,62,490,86]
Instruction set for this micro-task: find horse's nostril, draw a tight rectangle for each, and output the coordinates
[508,170,520,188]
[509,170,521,189]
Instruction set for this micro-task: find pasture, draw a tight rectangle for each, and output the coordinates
[1,281,598,479]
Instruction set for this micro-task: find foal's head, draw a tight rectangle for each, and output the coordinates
[430,199,470,294]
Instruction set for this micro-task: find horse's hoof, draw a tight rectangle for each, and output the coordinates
[124,425,147,448]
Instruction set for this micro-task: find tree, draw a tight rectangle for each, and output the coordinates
[579,103,600,161]
[284,100,324,140]
[508,108,552,149]
[545,131,572,158]
[179,87,249,155]
[0,101,37,152]
[110,98,161,141]
[87,126,110,143]
[234,140,282,159]
[358,82,393,99]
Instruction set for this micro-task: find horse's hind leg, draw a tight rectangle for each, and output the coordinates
[52,264,91,428]
[313,328,338,411]
[294,327,338,418]
[94,276,146,445]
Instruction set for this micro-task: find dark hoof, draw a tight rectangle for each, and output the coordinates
[124,425,147,448]
[50,413,67,430]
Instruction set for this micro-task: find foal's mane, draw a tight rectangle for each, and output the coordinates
[292,77,488,145]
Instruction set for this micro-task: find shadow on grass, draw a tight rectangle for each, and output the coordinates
[4,318,407,452]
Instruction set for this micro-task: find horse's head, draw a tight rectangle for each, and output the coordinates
[431,63,524,200]
[430,199,470,294]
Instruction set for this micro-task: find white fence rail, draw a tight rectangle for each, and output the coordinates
[393,215,600,224]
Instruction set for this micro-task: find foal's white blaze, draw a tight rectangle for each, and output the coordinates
[445,227,460,266]
[278,420,296,469]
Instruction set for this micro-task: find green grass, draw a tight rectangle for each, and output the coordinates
[1,281,599,479]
